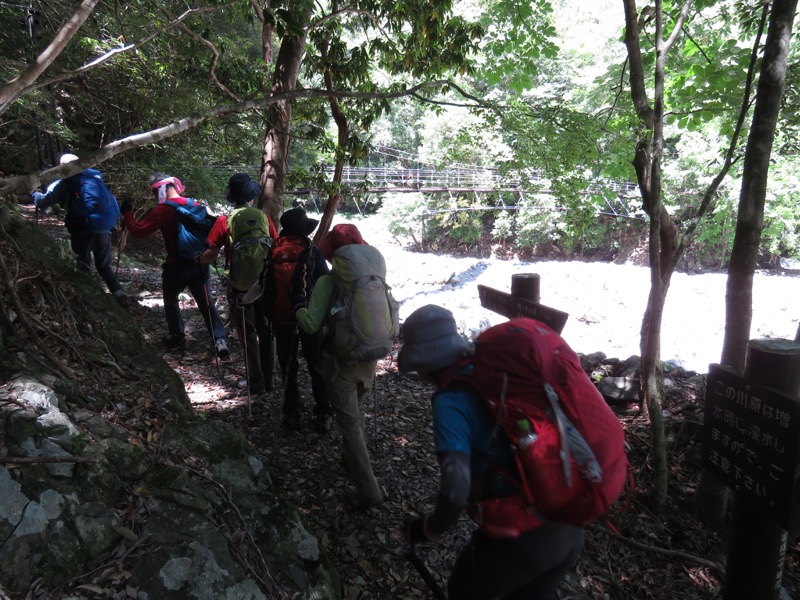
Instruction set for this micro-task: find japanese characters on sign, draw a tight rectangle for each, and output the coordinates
[703,363,800,529]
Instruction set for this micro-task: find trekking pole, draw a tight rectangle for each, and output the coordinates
[199,264,223,384]
[372,376,378,454]
[271,326,300,452]
[240,300,252,417]
[406,542,448,600]
[115,221,127,280]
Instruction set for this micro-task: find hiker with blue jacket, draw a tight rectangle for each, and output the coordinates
[31,153,126,300]
[293,223,387,509]
[120,173,229,358]
[397,304,585,600]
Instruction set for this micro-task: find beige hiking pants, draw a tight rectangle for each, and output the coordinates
[324,353,381,504]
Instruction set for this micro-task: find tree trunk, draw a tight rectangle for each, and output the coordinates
[623,0,691,513]
[313,41,349,245]
[258,6,312,224]
[721,0,798,371]
[697,0,797,532]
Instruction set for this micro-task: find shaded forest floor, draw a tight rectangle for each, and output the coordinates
[23,205,800,599]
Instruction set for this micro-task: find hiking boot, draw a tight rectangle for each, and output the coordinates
[283,412,303,431]
[215,339,230,360]
[162,335,187,351]
[238,379,266,395]
[250,382,266,395]
[313,413,334,433]
[113,289,128,301]
[346,493,384,511]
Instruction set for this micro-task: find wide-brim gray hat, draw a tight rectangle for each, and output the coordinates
[398,304,472,374]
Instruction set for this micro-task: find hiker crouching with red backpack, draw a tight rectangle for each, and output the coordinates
[293,223,398,509]
[398,304,590,600]
[120,174,229,358]
[197,173,277,395]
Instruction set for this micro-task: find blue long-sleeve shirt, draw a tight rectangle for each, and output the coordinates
[32,179,65,209]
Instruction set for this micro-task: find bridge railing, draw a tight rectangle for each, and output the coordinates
[321,166,641,217]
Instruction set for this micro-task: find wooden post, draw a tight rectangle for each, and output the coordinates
[511,273,540,304]
[723,338,800,600]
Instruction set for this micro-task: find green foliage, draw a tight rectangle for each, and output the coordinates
[760,159,800,261]
[377,192,430,242]
[477,0,560,92]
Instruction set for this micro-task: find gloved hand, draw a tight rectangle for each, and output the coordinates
[402,517,431,546]
[120,199,132,214]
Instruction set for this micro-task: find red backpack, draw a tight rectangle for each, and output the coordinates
[470,318,629,530]
[263,235,310,324]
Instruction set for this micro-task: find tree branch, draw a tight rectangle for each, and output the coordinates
[667,0,769,274]
[623,0,655,127]
[161,5,242,102]
[0,0,100,113]
[1,2,240,116]
[663,0,693,54]
[2,79,474,193]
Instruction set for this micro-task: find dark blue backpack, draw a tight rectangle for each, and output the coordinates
[163,199,216,264]
[65,169,120,233]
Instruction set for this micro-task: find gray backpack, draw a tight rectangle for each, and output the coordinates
[330,244,399,361]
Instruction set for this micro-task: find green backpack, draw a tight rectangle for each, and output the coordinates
[330,244,400,361]
[228,207,271,292]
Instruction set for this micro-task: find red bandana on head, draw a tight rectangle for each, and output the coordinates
[150,177,186,203]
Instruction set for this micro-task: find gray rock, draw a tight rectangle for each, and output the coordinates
[596,376,641,404]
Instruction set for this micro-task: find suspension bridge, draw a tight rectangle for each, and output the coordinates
[291,146,642,219]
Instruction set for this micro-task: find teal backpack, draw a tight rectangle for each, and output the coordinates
[164,199,216,264]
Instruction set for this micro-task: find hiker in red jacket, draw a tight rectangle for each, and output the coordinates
[198,173,278,395]
[397,304,585,600]
[120,174,228,358]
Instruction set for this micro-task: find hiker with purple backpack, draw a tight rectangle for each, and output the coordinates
[397,304,587,600]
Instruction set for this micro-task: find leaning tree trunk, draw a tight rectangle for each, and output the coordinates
[313,41,349,246]
[696,0,797,532]
[258,5,312,225]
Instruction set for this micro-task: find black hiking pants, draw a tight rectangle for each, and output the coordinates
[228,288,275,390]
[71,230,121,294]
[272,320,329,417]
[447,521,585,600]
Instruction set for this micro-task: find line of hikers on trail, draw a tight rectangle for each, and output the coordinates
[33,154,630,600]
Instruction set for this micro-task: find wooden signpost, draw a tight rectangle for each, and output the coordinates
[703,338,800,600]
[478,273,568,334]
